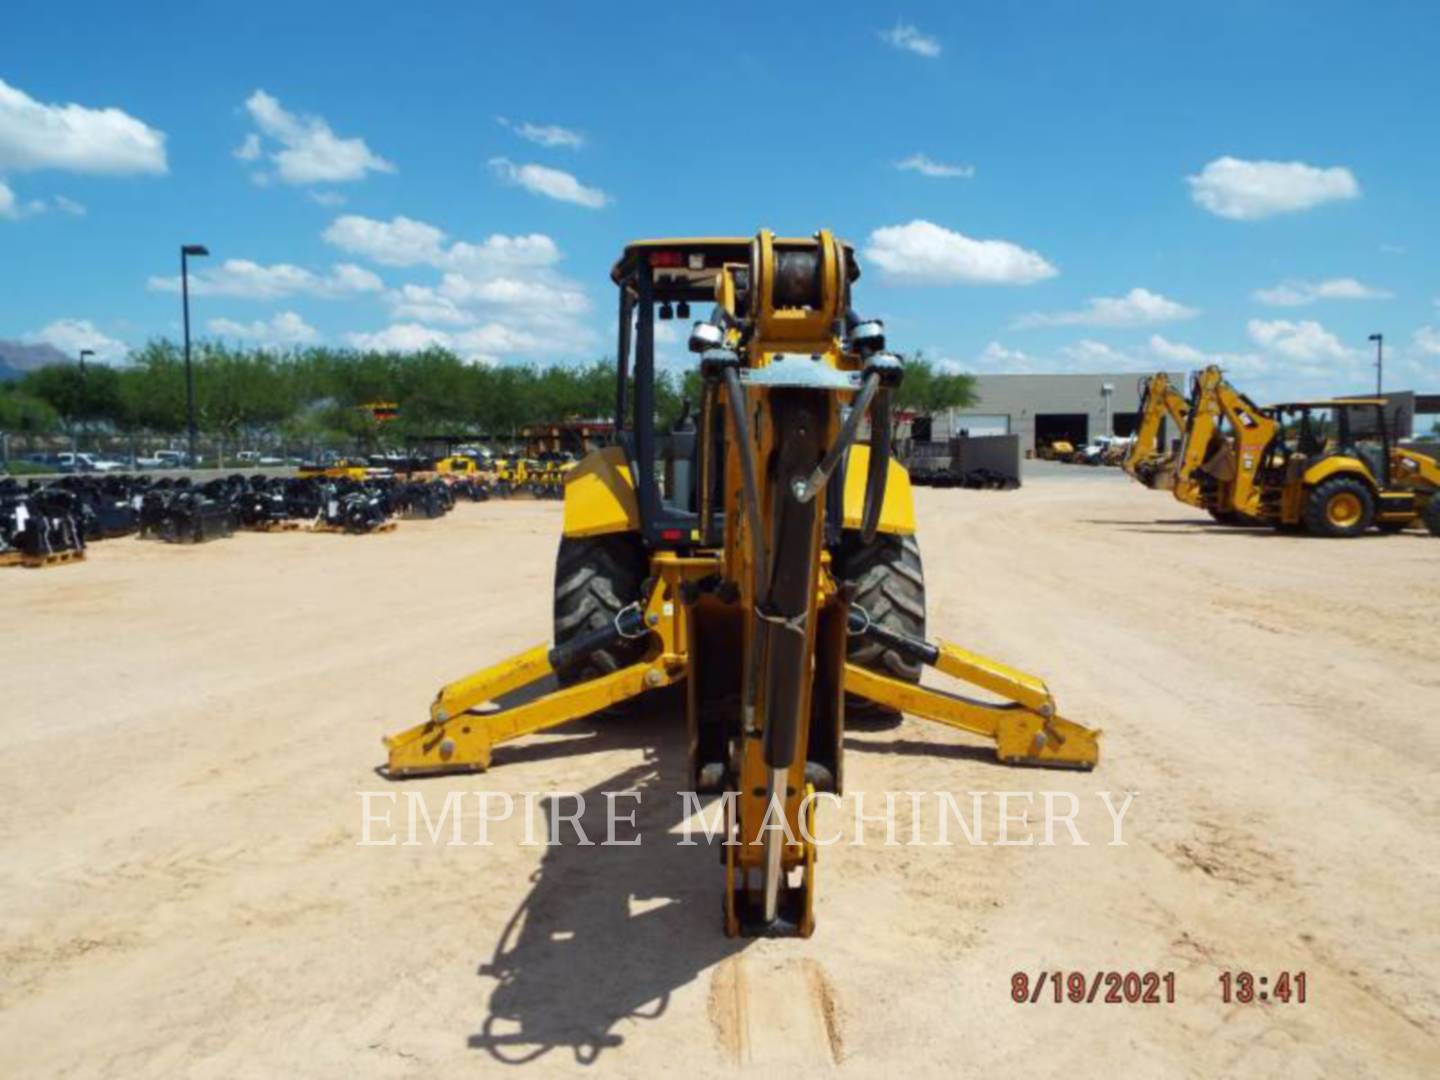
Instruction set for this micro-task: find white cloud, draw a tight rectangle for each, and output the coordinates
[233,133,261,162]
[385,284,474,326]
[1149,335,1267,377]
[971,342,1040,373]
[966,335,1271,378]
[322,214,446,266]
[324,213,593,360]
[1246,318,1353,362]
[342,322,540,365]
[1015,287,1197,329]
[865,220,1057,286]
[1187,156,1360,221]
[488,157,608,208]
[322,214,562,274]
[21,318,129,362]
[965,340,1153,374]
[895,154,974,179]
[307,190,346,207]
[0,188,84,220]
[437,273,588,313]
[880,23,941,58]
[1413,327,1440,356]
[1251,277,1393,306]
[241,90,394,184]
[497,117,584,149]
[344,323,453,355]
[1058,340,1146,369]
[147,259,384,300]
[0,78,167,175]
[445,234,562,275]
[207,311,319,348]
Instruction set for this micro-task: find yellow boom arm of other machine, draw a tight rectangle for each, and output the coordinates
[1124,372,1190,488]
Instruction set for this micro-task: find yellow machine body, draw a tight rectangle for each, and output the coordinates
[1173,368,1440,536]
[384,230,1101,938]
[561,443,915,540]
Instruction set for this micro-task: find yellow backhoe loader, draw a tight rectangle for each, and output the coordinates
[1175,366,1440,537]
[1123,373,1189,489]
[384,231,1100,937]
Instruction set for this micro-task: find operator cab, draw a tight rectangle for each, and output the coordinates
[1270,398,1393,485]
[609,237,860,548]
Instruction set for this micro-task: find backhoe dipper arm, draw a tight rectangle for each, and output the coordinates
[1125,373,1189,483]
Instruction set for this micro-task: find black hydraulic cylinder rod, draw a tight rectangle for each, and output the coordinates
[846,607,939,666]
[547,605,647,674]
[861,387,892,543]
[761,392,824,772]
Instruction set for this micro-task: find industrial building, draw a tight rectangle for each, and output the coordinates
[922,375,1439,456]
[926,372,1185,455]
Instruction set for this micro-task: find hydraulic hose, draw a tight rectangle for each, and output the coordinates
[861,386,892,543]
[792,371,879,504]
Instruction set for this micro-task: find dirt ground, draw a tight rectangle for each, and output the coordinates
[3,469,1438,1078]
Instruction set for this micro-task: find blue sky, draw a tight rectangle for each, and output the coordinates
[1,0,1437,403]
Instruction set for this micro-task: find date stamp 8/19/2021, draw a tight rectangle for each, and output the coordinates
[1011,971,1309,1005]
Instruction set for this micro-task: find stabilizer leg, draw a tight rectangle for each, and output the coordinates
[845,663,1098,768]
[384,653,678,776]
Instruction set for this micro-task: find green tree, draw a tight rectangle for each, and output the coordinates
[894,353,978,416]
[0,387,59,435]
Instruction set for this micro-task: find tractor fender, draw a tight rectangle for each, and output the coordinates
[1301,455,1376,492]
[561,443,917,538]
[562,446,641,538]
[844,446,917,536]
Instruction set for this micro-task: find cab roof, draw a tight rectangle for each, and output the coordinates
[610,235,858,286]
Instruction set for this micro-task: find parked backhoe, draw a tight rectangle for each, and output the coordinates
[1173,365,1440,537]
[383,231,1100,937]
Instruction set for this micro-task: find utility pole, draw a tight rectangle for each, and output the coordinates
[1368,333,1383,396]
[77,348,94,457]
[181,244,210,467]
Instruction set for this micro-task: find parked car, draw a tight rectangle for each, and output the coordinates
[153,450,197,469]
[54,452,124,473]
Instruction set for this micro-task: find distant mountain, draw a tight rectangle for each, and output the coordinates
[0,340,68,381]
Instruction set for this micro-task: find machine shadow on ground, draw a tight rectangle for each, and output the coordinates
[467,704,745,1066]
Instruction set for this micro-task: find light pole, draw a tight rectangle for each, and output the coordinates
[181,243,209,467]
[77,349,94,457]
[1368,333,1383,396]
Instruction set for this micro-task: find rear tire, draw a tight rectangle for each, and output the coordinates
[836,531,926,727]
[552,533,649,686]
[1303,476,1375,538]
[1422,496,1440,538]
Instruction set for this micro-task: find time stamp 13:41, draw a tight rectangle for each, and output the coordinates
[1011,971,1309,1005]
